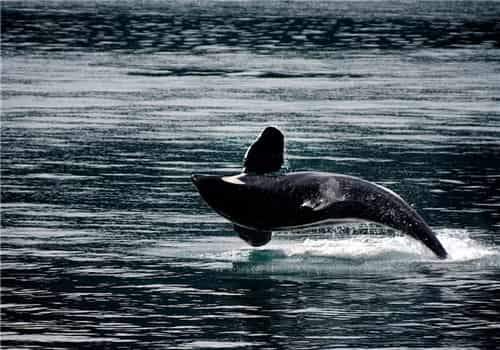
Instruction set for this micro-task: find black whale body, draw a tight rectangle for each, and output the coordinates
[192,127,448,259]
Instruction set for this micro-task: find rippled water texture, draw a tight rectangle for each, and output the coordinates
[2,1,500,349]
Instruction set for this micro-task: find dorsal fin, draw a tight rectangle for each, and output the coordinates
[243,127,284,174]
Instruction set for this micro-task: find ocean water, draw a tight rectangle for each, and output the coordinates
[1,0,500,349]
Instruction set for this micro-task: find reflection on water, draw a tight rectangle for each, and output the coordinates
[2,1,500,349]
[2,0,499,54]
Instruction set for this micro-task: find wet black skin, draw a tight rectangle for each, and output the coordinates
[192,171,448,259]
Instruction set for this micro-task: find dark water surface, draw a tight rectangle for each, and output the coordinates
[2,1,500,349]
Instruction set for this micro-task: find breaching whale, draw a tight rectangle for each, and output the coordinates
[192,127,448,259]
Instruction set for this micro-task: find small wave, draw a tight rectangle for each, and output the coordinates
[228,71,367,79]
[127,67,235,77]
[23,173,98,180]
[178,341,263,349]
[127,68,367,79]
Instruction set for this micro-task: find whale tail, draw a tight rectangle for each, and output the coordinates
[397,210,448,259]
[416,228,448,259]
[374,191,448,259]
[339,185,448,259]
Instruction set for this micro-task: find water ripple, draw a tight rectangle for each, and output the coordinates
[2,1,500,349]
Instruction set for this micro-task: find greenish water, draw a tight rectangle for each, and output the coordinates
[1,1,500,349]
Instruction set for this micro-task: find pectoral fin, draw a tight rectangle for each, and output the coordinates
[234,225,272,247]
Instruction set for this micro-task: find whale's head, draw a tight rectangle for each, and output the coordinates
[191,174,222,207]
[191,174,241,221]
[192,126,284,223]
[191,173,273,247]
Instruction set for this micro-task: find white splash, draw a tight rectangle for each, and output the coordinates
[433,228,497,262]
[272,228,497,263]
[286,236,424,259]
[141,227,499,275]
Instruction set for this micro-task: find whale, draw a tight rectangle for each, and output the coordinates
[192,127,448,259]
